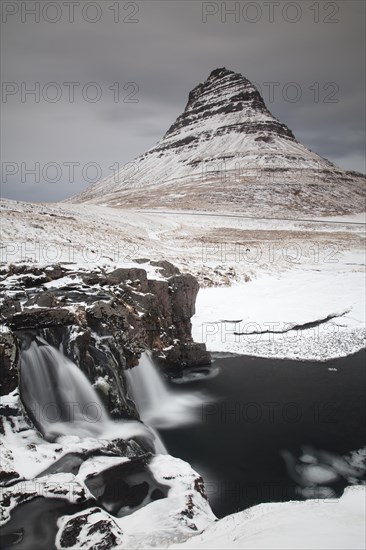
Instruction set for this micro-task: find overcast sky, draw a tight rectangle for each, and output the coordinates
[1,0,365,202]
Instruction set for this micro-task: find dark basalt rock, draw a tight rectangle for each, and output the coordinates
[0,296,22,320]
[24,291,60,308]
[106,267,149,292]
[7,308,76,331]
[59,507,124,549]
[0,262,210,417]
[0,329,20,395]
[150,260,181,277]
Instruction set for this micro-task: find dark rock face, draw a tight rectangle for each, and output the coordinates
[0,329,19,395]
[8,308,76,331]
[0,262,210,416]
[163,67,295,147]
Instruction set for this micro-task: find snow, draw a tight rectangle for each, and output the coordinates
[44,276,83,289]
[77,455,131,480]
[192,268,365,361]
[168,486,366,550]
[1,195,365,360]
[56,507,125,549]
[116,454,216,548]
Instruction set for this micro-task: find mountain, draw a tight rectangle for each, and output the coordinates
[68,68,365,215]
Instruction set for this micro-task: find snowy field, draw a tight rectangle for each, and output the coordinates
[1,198,365,361]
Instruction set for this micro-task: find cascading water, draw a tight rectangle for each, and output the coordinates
[21,339,109,439]
[126,352,204,429]
[20,339,167,454]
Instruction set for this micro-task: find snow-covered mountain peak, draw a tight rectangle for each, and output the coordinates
[158,66,295,150]
[68,68,365,216]
[166,67,270,133]
[183,67,263,113]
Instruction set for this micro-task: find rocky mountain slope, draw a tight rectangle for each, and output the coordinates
[68,67,365,215]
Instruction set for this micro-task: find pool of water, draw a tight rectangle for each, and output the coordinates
[161,350,366,518]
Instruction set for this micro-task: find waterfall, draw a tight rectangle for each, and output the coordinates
[126,352,203,429]
[20,339,167,454]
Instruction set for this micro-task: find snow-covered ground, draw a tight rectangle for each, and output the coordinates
[192,267,366,361]
[1,197,365,360]
[1,199,365,271]
[169,485,366,550]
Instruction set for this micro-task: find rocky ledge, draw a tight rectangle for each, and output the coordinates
[0,260,215,549]
[0,260,210,417]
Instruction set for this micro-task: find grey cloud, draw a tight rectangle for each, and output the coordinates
[1,0,364,201]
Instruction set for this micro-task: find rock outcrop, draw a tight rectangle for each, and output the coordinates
[0,261,214,548]
[0,261,210,417]
[0,328,19,396]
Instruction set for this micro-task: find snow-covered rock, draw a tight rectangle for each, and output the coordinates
[56,507,125,549]
[116,455,216,548]
[0,261,210,410]
[0,391,216,549]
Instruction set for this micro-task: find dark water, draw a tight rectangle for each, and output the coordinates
[0,498,82,550]
[161,350,366,518]
[1,351,364,548]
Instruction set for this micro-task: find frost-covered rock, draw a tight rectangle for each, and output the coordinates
[0,390,216,549]
[56,507,125,549]
[115,455,216,548]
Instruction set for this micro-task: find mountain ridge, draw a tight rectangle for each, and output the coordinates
[67,67,365,215]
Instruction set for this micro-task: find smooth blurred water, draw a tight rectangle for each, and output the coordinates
[126,352,206,429]
[160,350,366,517]
[20,340,167,453]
